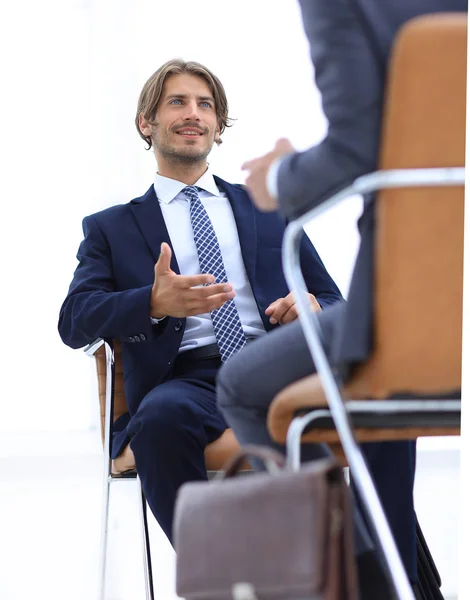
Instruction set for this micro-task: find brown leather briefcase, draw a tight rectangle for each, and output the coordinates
[174,446,359,600]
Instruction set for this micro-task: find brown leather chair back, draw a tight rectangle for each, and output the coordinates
[94,340,127,443]
[347,14,466,400]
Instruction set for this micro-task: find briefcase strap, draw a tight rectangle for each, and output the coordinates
[217,444,285,479]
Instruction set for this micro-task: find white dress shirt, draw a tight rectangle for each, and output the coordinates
[153,170,266,353]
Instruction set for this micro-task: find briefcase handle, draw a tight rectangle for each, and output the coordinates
[217,444,285,480]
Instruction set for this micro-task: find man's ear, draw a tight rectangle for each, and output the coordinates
[139,113,152,137]
[215,124,222,145]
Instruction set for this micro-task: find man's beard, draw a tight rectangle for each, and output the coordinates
[156,142,211,165]
[151,124,213,165]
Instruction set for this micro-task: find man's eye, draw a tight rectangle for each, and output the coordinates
[200,102,212,108]
[170,99,183,105]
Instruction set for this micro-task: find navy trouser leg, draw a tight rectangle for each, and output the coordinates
[128,360,226,545]
[359,441,417,583]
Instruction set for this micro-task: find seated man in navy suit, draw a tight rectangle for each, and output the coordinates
[58,58,343,544]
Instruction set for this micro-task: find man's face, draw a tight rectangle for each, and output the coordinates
[142,73,220,166]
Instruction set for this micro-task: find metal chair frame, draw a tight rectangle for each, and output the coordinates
[85,338,155,600]
[85,338,247,599]
[282,167,464,600]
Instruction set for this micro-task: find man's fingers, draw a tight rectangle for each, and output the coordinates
[309,293,322,312]
[154,242,172,276]
[187,291,236,315]
[177,273,216,288]
[265,300,279,316]
[274,138,295,154]
[284,291,296,304]
[241,158,256,171]
[279,304,299,325]
[242,155,267,172]
[242,141,292,173]
[191,282,234,299]
[268,297,295,324]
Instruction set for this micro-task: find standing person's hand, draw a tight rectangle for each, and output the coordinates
[150,243,236,318]
[265,291,321,325]
[241,138,295,211]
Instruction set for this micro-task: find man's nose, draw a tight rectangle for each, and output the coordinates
[183,100,201,121]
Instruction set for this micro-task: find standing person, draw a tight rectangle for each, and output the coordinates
[217,0,467,593]
[58,59,343,544]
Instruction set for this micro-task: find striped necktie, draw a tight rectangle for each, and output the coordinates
[183,185,247,361]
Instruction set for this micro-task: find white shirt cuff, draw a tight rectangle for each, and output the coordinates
[150,316,167,324]
[266,157,283,201]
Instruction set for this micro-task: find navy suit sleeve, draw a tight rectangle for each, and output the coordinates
[277,0,382,219]
[299,233,343,308]
[58,215,157,349]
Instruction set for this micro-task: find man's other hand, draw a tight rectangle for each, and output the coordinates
[241,138,295,211]
[150,243,236,318]
[265,291,321,325]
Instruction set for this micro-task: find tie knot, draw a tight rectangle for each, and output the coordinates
[182,186,202,202]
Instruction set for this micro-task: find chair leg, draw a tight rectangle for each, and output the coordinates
[286,415,351,486]
[137,475,155,600]
[286,408,414,600]
[286,409,332,471]
[99,470,111,600]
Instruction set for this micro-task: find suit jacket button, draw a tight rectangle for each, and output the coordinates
[127,337,135,343]
[175,320,183,332]
[133,335,141,342]
[139,333,147,341]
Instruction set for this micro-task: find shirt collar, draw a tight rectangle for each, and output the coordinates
[154,169,221,205]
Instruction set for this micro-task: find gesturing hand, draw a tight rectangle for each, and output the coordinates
[265,291,321,325]
[150,243,236,319]
[241,138,295,212]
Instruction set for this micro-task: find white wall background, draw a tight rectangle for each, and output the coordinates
[1,0,361,433]
[0,2,467,598]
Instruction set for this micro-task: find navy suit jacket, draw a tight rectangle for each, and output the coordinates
[59,176,342,451]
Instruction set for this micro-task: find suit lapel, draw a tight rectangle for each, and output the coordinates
[130,178,257,279]
[129,185,180,274]
[214,176,257,285]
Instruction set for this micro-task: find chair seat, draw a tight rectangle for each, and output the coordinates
[267,373,460,448]
[112,428,250,475]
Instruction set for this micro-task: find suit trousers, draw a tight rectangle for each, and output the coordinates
[216,301,417,583]
[125,335,374,557]
[127,356,227,544]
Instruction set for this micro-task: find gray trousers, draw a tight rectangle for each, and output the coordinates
[215,302,375,554]
[216,300,419,582]
[217,301,344,458]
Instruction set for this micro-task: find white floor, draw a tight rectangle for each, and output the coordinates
[0,432,461,600]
